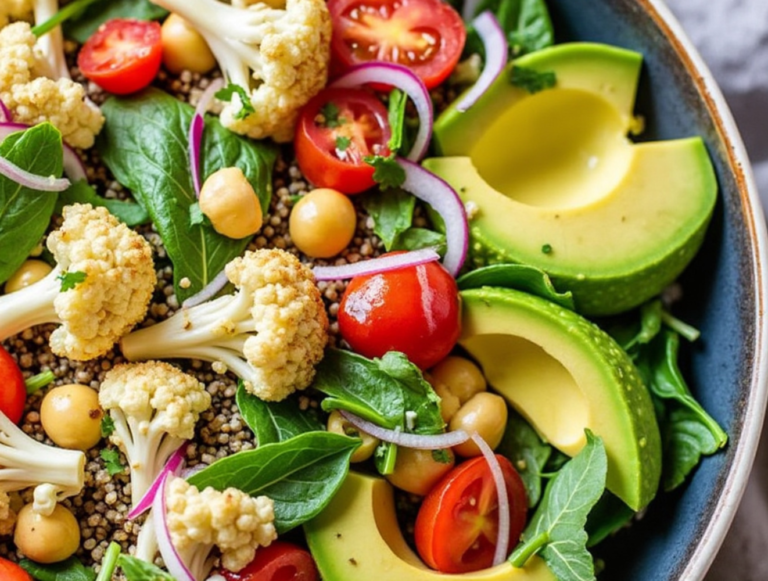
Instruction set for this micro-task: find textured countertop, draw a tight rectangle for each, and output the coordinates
[667,2,768,579]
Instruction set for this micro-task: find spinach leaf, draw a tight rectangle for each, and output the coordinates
[63,0,168,43]
[390,227,446,254]
[188,431,360,533]
[585,491,634,548]
[510,65,557,93]
[56,180,149,226]
[467,0,554,57]
[20,557,96,581]
[98,88,276,302]
[510,431,607,581]
[496,408,552,508]
[457,264,574,309]
[0,123,63,285]
[312,349,444,435]
[117,555,174,581]
[236,381,322,445]
[362,187,415,250]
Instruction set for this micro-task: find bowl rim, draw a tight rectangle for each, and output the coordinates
[642,0,768,578]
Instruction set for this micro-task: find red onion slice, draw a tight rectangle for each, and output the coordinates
[330,62,433,161]
[0,99,10,123]
[471,432,510,566]
[0,150,69,191]
[339,410,469,449]
[128,443,187,520]
[456,12,508,112]
[313,248,440,281]
[189,78,224,196]
[181,268,230,309]
[397,159,468,276]
[153,472,196,581]
[0,122,87,183]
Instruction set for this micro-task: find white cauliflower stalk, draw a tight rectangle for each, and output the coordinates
[0,203,156,361]
[148,0,331,142]
[121,249,328,402]
[98,361,212,509]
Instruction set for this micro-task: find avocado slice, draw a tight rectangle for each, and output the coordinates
[459,287,661,510]
[425,43,717,315]
[305,471,555,581]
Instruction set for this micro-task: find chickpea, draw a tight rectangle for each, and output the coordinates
[326,410,380,463]
[426,373,461,423]
[429,356,487,405]
[4,259,52,294]
[199,167,263,239]
[161,14,217,74]
[40,384,103,451]
[385,447,455,496]
[14,503,80,563]
[289,188,357,258]
[449,392,508,457]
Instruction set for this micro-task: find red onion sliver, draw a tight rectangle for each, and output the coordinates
[154,472,196,581]
[189,78,224,196]
[0,122,87,183]
[461,0,481,21]
[0,99,10,123]
[330,62,433,161]
[0,151,69,191]
[128,443,187,520]
[397,159,468,276]
[182,268,230,309]
[313,248,440,281]
[456,13,508,113]
[339,410,469,449]
[471,432,510,567]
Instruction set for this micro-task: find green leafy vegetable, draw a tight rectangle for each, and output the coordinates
[510,65,557,93]
[189,431,360,533]
[63,0,168,43]
[387,88,408,153]
[0,123,63,285]
[510,431,607,581]
[58,271,87,292]
[319,102,343,128]
[468,0,554,57]
[98,88,276,302]
[390,227,446,254]
[362,187,415,250]
[56,180,149,226]
[585,492,634,548]
[236,381,322,445]
[24,370,56,395]
[101,415,115,438]
[20,557,96,581]
[457,264,575,310]
[100,448,125,476]
[335,136,352,151]
[117,554,174,581]
[95,542,121,581]
[215,84,257,120]
[188,202,209,227]
[364,155,406,189]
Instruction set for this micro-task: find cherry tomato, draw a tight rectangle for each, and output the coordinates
[78,19,163,95]
[0,557,32,581]
[295,87,391,194]
[338,255,461,369]
[220,541,319,581]
[328,0,466,89]
[415,455,528,574]
[0,344,25,424]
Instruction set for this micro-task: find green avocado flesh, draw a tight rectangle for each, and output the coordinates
[426,43,717,315]
[459,287,661,511]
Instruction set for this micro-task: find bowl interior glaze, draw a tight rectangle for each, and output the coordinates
[542,0,767,579]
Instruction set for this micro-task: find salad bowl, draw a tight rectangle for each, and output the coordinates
[547,0,768,578]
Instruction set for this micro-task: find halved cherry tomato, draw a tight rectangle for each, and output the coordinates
[0,557,32,581]
[78,19,163,95]
[295,87,391,194]
[338,254,461,369]
[220,541,319,581]
[0,344,25,424]
[415,455,528,574]
[328,0,466,89]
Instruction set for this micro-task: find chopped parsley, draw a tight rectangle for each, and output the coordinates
[101,415,115,438]
[510,65,557,94]
[100,448,125,477]
[335,135,351,151]
[364,155,406,189]
[319,102,344,128]
[58,270,87,292]
[214,83,255,120]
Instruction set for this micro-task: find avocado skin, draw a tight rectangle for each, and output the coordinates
[460,287,662,510]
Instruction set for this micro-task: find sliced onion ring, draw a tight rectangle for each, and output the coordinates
[397,158,468,276]
[190,78,225,196]
[456,12,508,113]
[471,432,510,567]
[182,268,230,309]
[339,410,469,449]
[330,62,433,161]
[0,149,69,191]
[461,0,481,21]
[128,442,187,520]
[0,99,10,123]
[154,472,195,581]
[313,248,440,281]
[0,122,86,183]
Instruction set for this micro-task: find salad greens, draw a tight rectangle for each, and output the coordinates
[457,263,575,309]
[56,180,149,227]
[468,0,554,57]
[19,557,96,581]
[62,0,168,43]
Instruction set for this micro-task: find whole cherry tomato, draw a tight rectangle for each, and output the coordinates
[220,541,319,581]
[328,0,466,89]
[0,344,25,424]
[78,19,163,95]
[415,455,528,574]
[338,256,461,369]
[0,557,32,581]
[295,87,391,194]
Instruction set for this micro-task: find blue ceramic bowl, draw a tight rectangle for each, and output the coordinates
[545,0,768,578]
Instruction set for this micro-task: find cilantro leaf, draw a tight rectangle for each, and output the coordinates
[364,155,406,189]
[214,83,256,120]
[101,415,115,438]
[335,135,351,151]
[510,65,557,94]
[100,448,125,476]
[58,271,87,292]
[320,102,344,128]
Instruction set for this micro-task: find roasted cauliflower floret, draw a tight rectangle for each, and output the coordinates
[0,0,32,28]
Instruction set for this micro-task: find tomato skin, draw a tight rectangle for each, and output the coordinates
[329,0,466,89]
[0,557,32,581]
[78,19,163,95]
[295,88,391,194]
[0,345,25,424]
[220,541,319,581]
[338,256,461,369]
[415,455,528,574]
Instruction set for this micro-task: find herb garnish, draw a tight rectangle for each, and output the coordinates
[58,271,87,292]
[364,155,406,189]
[214,83,256,120]
[510,65,557,93]
[335,135,352,151]
[320,102,344,128]
[101,415,116,438]
[365,89,410,189]
[100,448,125,476]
